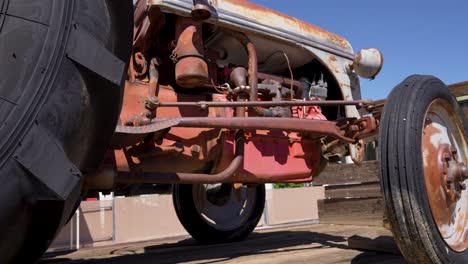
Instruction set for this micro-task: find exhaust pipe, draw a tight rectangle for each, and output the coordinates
[191,0,212,20]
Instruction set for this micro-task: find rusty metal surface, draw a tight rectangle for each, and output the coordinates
[116,82,230,174]
[153,99,371,108]
[117,155,244,184]
[299,46,360,119]
[113,74,376,185]
[351,48,384,80]
[343,116,379,140]
[222,30,264,116]
[297,46,363,163]
[174,16,209,88]
[149,0,354,59]
[115,117,354,143]
[116,131,243,184]
[258,72,304,92]
[422,99,467,252]
[212,0,352,51]
[105,0,378,189]
[112,128,325,184]
[232,134,321,183]
[191,0,212,20]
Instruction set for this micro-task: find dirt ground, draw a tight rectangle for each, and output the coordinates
[41,224,406,264]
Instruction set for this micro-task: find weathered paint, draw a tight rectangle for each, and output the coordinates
[300,45,360,119]
[174,16,209,88]
[211,0,351,51]
[422,99,467,252]
[149,0,354,58]
[109,0,380,187]
[235,133,322,183]
[119,81,228,174]
[299,45,362,162]
[352,48,384,79]
[149,0,362,120]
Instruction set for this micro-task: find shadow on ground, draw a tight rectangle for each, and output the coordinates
[41,229,406,264]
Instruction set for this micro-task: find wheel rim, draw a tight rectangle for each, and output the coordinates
[422,99,468,252]
[192,184,257,231]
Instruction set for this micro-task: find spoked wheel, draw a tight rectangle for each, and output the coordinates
[173,184,265,243]
[0,0,132,262]
[380,75,467,264]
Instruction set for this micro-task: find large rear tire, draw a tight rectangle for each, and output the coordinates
[380,75,467,264]
[0,0,132,262]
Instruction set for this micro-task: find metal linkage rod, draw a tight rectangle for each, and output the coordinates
[155,100,372,108]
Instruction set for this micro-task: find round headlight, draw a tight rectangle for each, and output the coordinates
[351,48,384,79]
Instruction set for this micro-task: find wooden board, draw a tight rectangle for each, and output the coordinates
[324,182,382,199]
[318,197,385,226]
[358,82,465,118]
[448,81,468,98]
[314,160,380,186]
[313,81,467,228]
[41,224,406,264]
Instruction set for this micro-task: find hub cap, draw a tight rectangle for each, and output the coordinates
[422,99,467,252]
[192,184,257,231]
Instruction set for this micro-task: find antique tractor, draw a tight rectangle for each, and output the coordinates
[0,0,466,263]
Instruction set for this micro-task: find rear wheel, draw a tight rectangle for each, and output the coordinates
[380,75,467,264]
[173,184,265,243]
[0,0,132,262]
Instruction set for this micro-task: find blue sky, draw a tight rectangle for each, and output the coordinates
[250,0,468,99]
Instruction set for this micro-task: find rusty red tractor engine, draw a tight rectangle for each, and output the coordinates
[0,0,465,263]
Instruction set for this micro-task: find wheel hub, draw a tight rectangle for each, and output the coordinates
[423,99,467,253]
[192,184,257,231]
[438,144,467,202]
[206,184,232,206]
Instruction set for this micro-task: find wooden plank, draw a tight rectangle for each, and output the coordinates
[459,100,467,123]
[318,197,384,226]
[42,224,406,264]
[324,182,382,199]
[448,81,468,98]
[314,160,380,186]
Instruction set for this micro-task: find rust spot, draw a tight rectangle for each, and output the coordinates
[174,17,209,88]
[423,117,467,252]
[326,56,341,73]
[211,0,352,51]
[355,51,362,64]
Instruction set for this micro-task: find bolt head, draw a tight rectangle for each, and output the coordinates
[461,164,468,180]
[350,125,359,132]
[443,153,452,162]
[190,145,202,154]
[446,179,453,188]
[359,121,367,129]
[451,147,457,155]
[459,182,466,191]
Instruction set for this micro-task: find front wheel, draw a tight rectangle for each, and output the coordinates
[379,75,467,264]
[173,184,265,243]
